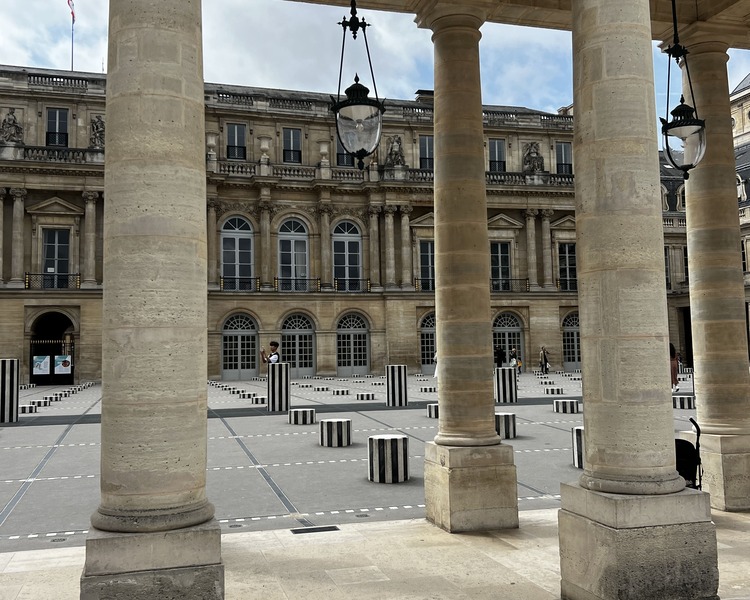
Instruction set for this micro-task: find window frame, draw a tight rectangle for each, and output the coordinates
[555,141,573,175]
[419,135,434,170]
[226,123,247,160]
[283,127,302,163]
[488,138,506,172]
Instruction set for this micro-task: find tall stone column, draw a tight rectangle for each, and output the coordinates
[400,205,413,289]
[0,188,5,283]
[417,5,517,533]
[678,33,750,511]
[523,209,539,289]
[540,209,554,288]
[207,200,218,289]
[259,188,273,290]
[559,1,718,598]
[368,205,382,290]
[8,188,26,288]
[318,194,333,291]
[383,205,397,289]
[81,1,224,598]
[81,192,98,288]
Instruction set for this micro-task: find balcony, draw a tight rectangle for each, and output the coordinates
[334,278,371,292]
[274,277,321,292]
[415,278,435,292]
[491,278,530,292]
[220,277,260,292]
[25,273,80,290]
[557,278,578,292]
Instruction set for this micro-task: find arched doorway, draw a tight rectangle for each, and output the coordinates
[419,312,436,375]
[562,312,581,371]
[492,312,524,367]
[281,314,315,378]
[336,313,369,376]
[30,311,75,385]
[222,314,258,380]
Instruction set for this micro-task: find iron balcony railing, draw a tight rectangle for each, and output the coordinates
[274,277,321,292]
[415,278,436,292]
[334,278,371,292]
[557,278,578,292]
[220,277,260,291]
[491,278,530,292]
[25,273,80,290]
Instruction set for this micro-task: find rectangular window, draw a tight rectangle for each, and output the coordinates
[742,241,747,272]
[489,139,506,172]
[283,127,302,163]
[226,123,246,160]
[559,243,577,291]
[336,138,354,167]
[419,135,434,170]
[42,228,70,288]
[46,108,69,147]
[556,141,573,175]
[419,240,435,291]
[664,246,671,289]
[683,246,689,283]
[490,241,511,291]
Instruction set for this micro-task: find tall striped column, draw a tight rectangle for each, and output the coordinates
[1,359,19,424]
[268,363,290,412]
[386,364,408,407]
[494,367,517,403]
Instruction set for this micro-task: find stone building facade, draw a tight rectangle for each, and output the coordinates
[0,63,727,384]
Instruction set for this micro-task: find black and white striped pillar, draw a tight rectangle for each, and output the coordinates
[1,359,19,424]
[572,426,585,468]
[386,365,408,407]
[368,434,409,483]
[267,362,290,412]
[494,367,517,403]
[319,418,352,447]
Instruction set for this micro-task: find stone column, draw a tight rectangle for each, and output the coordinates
[318,195,333,291]
[523,209,539,289]
[540,209,554,288]
[8,188,26,288]
[559,1,718,598]
[678,33,750,511]
[82,1,224,598]
[0,188,5,283]
[368,205,382,290]
[81,192,98,288]
[400,205,413,289]
[259,189,273,291]
[383,205,397,289]
[417,5,517,533]
[207,200,218,289]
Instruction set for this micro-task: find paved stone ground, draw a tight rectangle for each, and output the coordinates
[0,370,698,554]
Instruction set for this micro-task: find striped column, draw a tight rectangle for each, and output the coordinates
[319,419,352,447]
[494,367,517,403]
[386,364,408,407]
[572,426,585,469]
[368,434,409,483]
[1,359,19,423]
[267,363,290,412]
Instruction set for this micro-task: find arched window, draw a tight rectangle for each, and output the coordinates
[492,312,524,366]
[562,312,581,371]
[333,221,363,291]
[337,313,369,376]
[221,217,254,291]
[222,313,258,380]
[278,218,310,291]
[281,313,315,377]
[420,312,437,374]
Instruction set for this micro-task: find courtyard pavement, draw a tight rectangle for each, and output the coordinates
[1,370,748,599]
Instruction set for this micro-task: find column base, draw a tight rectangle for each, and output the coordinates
[80,280,99,289]
[679,431,750,511]
[80,519,224,600]
[559,482,718,600]
[424,441,518,532]
[6,279,24,289]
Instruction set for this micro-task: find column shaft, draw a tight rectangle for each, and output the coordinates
[524,210,539,289]
[400,206,413,288]
[368,206,381,289]
[541,210,554,287]
[0,188,5,282]
[9,189,26,285]
[319,202,332,290]
[260,195,272,289]
[207,203,218,288]
[384,206,396,288]
[82,193,98,286]
[95,0,214,532]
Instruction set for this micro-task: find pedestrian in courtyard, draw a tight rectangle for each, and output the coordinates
[509,347,517,368]
[261,341,280,365]
[540,346,550,374]
[670,342,679,393]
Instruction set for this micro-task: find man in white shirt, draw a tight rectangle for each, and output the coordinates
[260,341,280,365]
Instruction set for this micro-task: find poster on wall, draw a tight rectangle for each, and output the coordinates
[33,355,50,375]
[54,355,72,374]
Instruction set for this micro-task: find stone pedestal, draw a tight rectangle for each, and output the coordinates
[695,433,750,511]
[559,482,718,600]
[424,442,518,532]
[80,520,224,600]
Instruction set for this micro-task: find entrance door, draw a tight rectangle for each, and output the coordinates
[336,313,369,376]
[281,314,315,378]
[30,311,75,385]
[222,314,258,380]
[562,312,581,371]
[492,312,524,368]
[419,312,436,375]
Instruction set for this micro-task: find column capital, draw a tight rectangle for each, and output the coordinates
[207,199,219,212]
[9,188,27,201]
[541,209,554,220]
[383,205,398,215]
[82,191,100,204]
[368,205,382,216]
[415,1,485,32]
[317,202,334,216]
[522,208,539,220]
[0,187,6,200]
[400,204,413,216]
[675,22,736,54]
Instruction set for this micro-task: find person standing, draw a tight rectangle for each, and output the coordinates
[669,342,679,393]
[260,341,280,365]
[539,346,550,375]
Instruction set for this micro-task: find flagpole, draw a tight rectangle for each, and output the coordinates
[71,16,74,71]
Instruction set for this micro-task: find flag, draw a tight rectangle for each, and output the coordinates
[67,0,75,23]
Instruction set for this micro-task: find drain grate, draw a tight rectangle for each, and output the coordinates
[290,525,340,535]
[228,524,243,528]
[51,538,67,542]
[355,513,370,518]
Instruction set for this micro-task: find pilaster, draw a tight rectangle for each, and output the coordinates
[368,204,382,290]
[8,188,26,288]
[383,205,397,289]
[207,200,219,289]
[523,209,539,289]
[81,192,98,288]
[541,209,554,288]
[400,205,413,289]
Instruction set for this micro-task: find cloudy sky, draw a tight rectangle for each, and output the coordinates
[4,0,750,121]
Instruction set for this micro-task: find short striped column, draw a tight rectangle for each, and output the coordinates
[368,434,409,483]
[288,408,316,425]
[553,399,580,413]
[544,387,565,395]
[494,367,517,404]
[1,359,20,424]
[356,392,375,400]
[30,399,50,408]
[19,404,37,414]
[386,364,408,407]
[494,412,516,439]
[572,426,585,468]
[267,362,290,412]
[319,419,352,447]
[427,403,439,418]
[332,389,350,396]
[673,396,696,409]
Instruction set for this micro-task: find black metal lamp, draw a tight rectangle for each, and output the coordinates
[660,0,706,180]
[330,0,385,170]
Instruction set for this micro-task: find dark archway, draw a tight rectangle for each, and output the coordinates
[30,312,75,385]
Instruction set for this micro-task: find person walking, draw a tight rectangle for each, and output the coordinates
[669,342,679,393]
[539,346,550,375]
